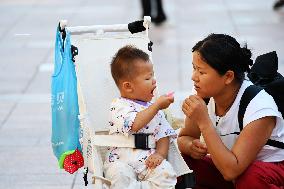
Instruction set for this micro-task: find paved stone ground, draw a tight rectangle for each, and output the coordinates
[0,0,283,188]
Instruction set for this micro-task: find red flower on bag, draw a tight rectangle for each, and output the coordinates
[63,149,84,174]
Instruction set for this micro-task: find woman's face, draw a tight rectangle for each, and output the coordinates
[191,51,227,98]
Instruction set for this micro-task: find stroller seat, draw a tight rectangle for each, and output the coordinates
[59,17,192,189]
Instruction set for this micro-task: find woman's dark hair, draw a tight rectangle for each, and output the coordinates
[192,33,253,83]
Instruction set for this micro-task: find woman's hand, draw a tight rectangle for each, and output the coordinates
[189,139,208,159]
[182,95,210,130]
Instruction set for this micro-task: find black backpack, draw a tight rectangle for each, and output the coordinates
[238,51,284,149]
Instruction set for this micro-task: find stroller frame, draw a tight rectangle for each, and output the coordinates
[59,17,192,189]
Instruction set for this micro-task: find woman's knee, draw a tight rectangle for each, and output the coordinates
[235,161,267,189]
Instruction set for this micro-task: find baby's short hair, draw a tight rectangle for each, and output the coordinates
[111,45,150,86]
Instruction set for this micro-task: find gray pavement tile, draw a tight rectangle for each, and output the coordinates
[0,102,15,125]
[0,174,74,189]
[25,72,51,93]
[0,146,58,174]
[0,129,40,147]
[1,102,50,127]
[1,0,284,188]
[225,0,271,10]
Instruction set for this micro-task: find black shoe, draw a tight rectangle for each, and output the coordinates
[152,14,167,26]
[273,0,284,10]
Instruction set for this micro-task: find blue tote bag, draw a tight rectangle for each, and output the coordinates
[51,27,81,168]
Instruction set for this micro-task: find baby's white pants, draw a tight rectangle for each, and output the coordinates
[104,160,177,189]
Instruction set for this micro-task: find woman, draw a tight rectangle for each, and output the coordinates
[177,34,284,189]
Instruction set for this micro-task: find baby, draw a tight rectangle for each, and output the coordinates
[104,45,177,189]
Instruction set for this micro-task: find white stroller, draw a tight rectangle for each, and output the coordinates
[59,17,193,189]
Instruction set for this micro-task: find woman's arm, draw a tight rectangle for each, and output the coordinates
[201,116,276,180]
[185,95,277,180]
[178,115,208,159]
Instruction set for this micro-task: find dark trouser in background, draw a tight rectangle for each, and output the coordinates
[182,155,234,189]
[140,0,166,25]
[274,0,284,10]
[182,154,284,189]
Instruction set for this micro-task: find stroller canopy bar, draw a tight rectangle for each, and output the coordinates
[65,24,130,35]
[60,16,151,35]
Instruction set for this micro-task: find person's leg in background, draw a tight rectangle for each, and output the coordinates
[140,0,167,25]
[141,0,151,17]
[181,155,234,189]
[273,0,284,10]
[235,160,284,189]
[152,0,167,25]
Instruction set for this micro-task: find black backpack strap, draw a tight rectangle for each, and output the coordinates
[266,139,284,149]
[238,85,262,131]
[238,85,284,149]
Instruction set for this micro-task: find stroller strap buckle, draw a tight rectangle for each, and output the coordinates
[133,133,155,150]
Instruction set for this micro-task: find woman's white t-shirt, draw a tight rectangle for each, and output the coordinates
[207,80,284,162]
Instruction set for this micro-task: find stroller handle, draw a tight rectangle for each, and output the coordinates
[59,16,151,36]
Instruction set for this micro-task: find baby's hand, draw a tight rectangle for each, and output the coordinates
[145,153,164,169]
[167,91,175,97]
[155,92,174,110]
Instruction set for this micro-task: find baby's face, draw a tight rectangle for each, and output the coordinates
[131,60,156,102]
